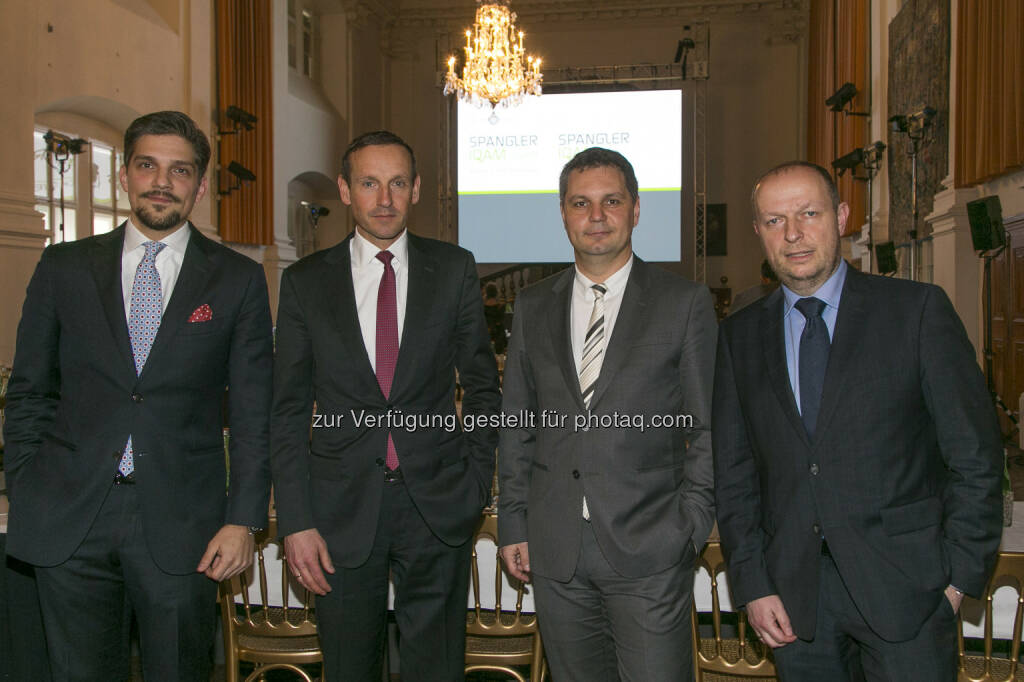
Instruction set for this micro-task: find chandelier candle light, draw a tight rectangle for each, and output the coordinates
[444,0,543,115]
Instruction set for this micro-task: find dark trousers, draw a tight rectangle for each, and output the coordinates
[34,484,217,682]
[316,479,472,682]
[531,521,695,682]
[773,550,957,682]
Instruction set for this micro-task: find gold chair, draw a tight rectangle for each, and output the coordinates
[692,541,777,681]
[958,552,1024,682]
[219,520,323,682]
[465,513,546,682]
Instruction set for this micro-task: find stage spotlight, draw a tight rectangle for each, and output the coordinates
[299,201,330,219]
[219,161,256,195]
[43,130,88,158]
[861,140,886,169]
[890,107,935,136]
[832,148,864,176]
[220,105,257,135]
[825,82,858,112]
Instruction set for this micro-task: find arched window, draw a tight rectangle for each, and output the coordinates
[33,126,130,244]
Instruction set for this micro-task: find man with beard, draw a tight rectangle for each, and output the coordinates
[3,110,273,681]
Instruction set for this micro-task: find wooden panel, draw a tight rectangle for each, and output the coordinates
[990,216,1024,436]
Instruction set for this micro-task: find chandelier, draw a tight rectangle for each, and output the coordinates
[443,1,543,111]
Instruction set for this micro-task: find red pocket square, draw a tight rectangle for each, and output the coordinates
[188,304,213,323]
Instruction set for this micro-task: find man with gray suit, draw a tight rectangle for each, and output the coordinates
[498,147,717,681]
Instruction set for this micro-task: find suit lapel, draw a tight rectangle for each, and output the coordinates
[812,267,869,445]
[90,224,135,376]
[392,234,439,397]
[324,236,381,395]
[587,259,650,409]
[143,225,213,377]
[547,269,585,411]
[760,288,809,446]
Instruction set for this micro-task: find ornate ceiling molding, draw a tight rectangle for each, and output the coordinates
[387,0,807,30]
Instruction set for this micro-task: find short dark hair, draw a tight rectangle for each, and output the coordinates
[559,147,639,204]
[485,283,498,298]
[341,130,417,183]
[750,161,839,219]
[123,111,211,178]
[760,258,778,282]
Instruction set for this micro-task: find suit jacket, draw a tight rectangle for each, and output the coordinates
[498,258,717,581]
[713,265,1003,642]
[3,224,274,573]
[270,232,501,567]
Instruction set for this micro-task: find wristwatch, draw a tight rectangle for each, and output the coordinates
[248,526,264,535]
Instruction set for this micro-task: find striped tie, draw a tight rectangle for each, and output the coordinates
[579,284,607,408]
[578,283,606,521]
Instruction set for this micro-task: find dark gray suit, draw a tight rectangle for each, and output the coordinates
[499,258,717,680]
[713,266,1003,678]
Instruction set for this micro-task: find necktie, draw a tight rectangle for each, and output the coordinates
[578,284,607,408]
[578,283,606,521]
[795,297,830,438]
[119,240,166,477]
[375,250,400,470]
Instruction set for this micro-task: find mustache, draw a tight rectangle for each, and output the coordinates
[142,191,181,203]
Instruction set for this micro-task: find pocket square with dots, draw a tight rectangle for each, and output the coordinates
[188,304,213,323]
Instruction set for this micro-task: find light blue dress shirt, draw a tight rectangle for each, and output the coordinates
[781,260,848,412]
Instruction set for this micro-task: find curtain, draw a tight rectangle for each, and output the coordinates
[807,0,869,236]
[216,0,274,245]
[955,0,1024,186]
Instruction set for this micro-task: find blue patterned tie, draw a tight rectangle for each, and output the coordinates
[118,241,166,477]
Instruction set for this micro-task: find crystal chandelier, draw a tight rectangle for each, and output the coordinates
[443,1,543,111]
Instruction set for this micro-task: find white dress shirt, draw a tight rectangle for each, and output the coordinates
[121,220,190,319]
[570,256,634,373]
[351,228,409,372]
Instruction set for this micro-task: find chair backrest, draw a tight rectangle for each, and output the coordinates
[467,513,537,639]
[692,542,777,680]
[958,552,1024,682]
[219,522,321,682]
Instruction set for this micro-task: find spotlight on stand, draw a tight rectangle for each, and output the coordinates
[220,105,258,135]
[888,107,936,137]
[825,82,868,116]
[219,161,256,195]
[832,148,864,177]
[43,130,88,158]
[299,201,330,221]
[861,141,886,170]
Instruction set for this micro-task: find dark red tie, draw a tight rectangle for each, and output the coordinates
[375,250,400,470]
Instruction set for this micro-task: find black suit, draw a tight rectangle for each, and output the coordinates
[271,232,500,680]
[4,224,273,679]
[713,266,1002,677]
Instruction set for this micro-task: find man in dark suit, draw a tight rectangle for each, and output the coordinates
[271,130,500,681]
[498,147,717,681]
[3,110,273,681]
[713,161,1003,680]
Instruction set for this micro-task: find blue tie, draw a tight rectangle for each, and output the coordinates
[118,241,166,477]
[795,297,829,438]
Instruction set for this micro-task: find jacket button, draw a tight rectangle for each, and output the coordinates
[375,458,385,467]
[812,523,821,535]
[572,470,580,479]
[809,463,819,475]
[131,393,143,403]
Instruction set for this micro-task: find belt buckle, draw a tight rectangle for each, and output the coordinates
[113,471,136,485]
[383,467,403,483]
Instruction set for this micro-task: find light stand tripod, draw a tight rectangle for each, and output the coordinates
[889,107,936,280]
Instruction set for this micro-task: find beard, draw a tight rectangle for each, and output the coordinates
[135,192,186,231]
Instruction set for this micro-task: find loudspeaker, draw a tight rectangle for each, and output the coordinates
[967,196,1006,252]
[876,241,898,274]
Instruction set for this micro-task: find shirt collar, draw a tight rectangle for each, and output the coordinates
[352,227,409,268]
[124,218,191,257]
[782,259,848,317]
[574,254,634,299]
